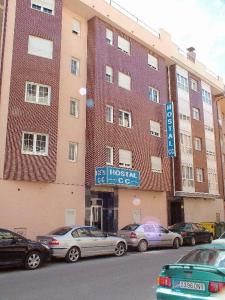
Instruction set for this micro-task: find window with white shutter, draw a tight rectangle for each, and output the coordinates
[31,0,55,14]
[119,149,132,168]
[118,72,131,90]
[150,120,160,137]
[106,28,113,45]
[118,36,130,54]
[28,36,53,59]
[148,54,158,70]
[151,156,162,173]
[72,18,81,36]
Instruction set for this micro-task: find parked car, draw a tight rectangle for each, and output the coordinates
[37,226,127,263]
[0,228,50,270]
[156,243,225,299]
[212,232,225,244]
[169,222,213,246]
[117,223,183,252]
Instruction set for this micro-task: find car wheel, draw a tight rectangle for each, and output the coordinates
[190,237,196,246]
[25,251,42,270]
[114,242,126,257]
[173,238,180,249]
[66,247,80,263]
[208,234,213,243]
[137,240,148,252]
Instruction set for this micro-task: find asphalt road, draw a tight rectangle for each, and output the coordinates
[0,246,193,300]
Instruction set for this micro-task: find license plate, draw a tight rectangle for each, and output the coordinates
[175,281,205,291]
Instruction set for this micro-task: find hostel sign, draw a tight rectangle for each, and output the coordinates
[166,102,176,157]
[95,167,140,187]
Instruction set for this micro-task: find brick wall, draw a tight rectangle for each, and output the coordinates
[3,0,62,182]
[86,17,171,192]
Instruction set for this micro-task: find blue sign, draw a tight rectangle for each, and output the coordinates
[166,102,176,157]
[95,167,140,187]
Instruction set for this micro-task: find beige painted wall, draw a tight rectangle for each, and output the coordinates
[184,197,225,222]
[118,189,168,229]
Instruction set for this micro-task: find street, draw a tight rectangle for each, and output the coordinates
[0,246,193,300]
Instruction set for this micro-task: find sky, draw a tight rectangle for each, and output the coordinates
[115,0,225,81]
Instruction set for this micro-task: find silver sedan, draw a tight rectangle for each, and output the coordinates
[37,226,127,263]
[118,223,183,252]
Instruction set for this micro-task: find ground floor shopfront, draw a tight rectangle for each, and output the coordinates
[85,187,168,232]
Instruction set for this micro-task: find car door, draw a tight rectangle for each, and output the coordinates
[142,224,158,247]
[72,227,96,257]
[192,224,203,242]
[89,227,114,254]
[196,224,210,242]
[154,225,172,247]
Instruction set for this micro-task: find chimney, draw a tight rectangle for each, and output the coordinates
[187,47,196,63]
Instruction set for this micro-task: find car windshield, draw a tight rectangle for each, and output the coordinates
[48,227,72,235]
[220,232,225,239]
[178,249,225,267]
[169,223,185,229]
[121,224,140,231]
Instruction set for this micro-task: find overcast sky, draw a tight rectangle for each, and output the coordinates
[115,0,225,81]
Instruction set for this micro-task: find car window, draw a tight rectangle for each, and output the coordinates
[178,249,219,266]
[169,223,185,229]
[142,225,155,233]
[71,230,79,238]
[49,227,72,235]
[89,227,105,237]
[154,225,168,233]
[121,224,140,231]
[184,224,193,231]
[0,229,16,240]
[76,228,91,237]
[220,232,225,239]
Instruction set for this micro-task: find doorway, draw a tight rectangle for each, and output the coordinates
[90,199,103,230]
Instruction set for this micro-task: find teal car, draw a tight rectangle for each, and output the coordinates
[156,244,225,299]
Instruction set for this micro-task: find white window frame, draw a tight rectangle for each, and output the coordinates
[150,120,160,137]
[194,137,201,151]
[151,156,162,173]
[72,18,81,36]
[149,87,159,103]
[106,146,113,165]
[70,98,79,118]
[190,78,198,91]
[71,57,80,76]
[176,73,188,91]
[119,149,132,168]
[119,110,132,128]
[118,72,131,90]
[192,107,200,120]
[106,65,113,83]
[25,82,51,105]
[106,105,113,123]
[106,28,113,45]
[28,35,53,59]
[22,132,49,156]
[31,0,55,15]
[196,168,204,183]
[202,89,212,105]
[118,36,130,55]
[68,142,78,162]
[181,165,194,187]
[148,53,158,70]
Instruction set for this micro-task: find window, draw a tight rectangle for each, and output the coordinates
[106,105,113,123]
[118,72,131,90]
[68,142,78,162]
[148,87,159,103]
[202,89,212,105]
[190,79,198,91]
[196,168,204,182]
[151,156,162,173]
[106,146,113,165]
[118,36,130,54]
[72,18,80,36]
[70,99,79,118]
[22,132,48,155]
[180,133,192,154]
[25,82,51,105]
[150,120,160,137]
[28,36,53,59]
[205,125,214,133]
[119,149,132,168]
[208,168,218,194]
[31,0,55,14]
[176,73,188,91]
[179,113,190,121]
[119,110,132,128]
[71,58,80,75]
[148,54,158,70]
[192,107,200,120]
[194,137,202,151]
[182,165,194,187]
[106,66,113,83]
[106,28,113,45]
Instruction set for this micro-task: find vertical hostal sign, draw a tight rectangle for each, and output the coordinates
[166,102,176,157]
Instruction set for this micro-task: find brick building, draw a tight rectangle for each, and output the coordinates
[0,0,224,237]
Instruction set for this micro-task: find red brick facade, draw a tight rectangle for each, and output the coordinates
[3,0,62,182]
[86,17,171,191]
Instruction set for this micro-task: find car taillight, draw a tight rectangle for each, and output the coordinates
[157,276,172,288]
[208,281,225,293]
[130,232,137,239]
[180,231,188,237]
[49,238,59,246]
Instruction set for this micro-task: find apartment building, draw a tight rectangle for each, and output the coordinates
[0,0,224,237]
